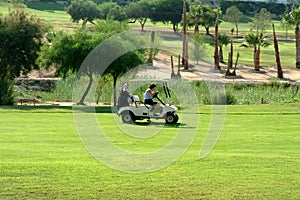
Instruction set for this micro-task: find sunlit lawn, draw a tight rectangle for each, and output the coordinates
[0,104,299,199]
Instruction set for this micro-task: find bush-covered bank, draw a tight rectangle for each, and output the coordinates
[9,76,299,105]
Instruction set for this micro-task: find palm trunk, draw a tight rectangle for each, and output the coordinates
[182,0,188,70]
[295,24,300,69]
[255,47,260,71]
[272,23,283,78]
[214,15,220,70]
[219,46,224,63]
[194,22,199,34]
[253,47,257,71]
[229,36,233,68]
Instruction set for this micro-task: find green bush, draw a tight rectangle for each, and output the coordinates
[0,80,15,105]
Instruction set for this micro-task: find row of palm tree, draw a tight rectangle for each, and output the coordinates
[186,3,300,76]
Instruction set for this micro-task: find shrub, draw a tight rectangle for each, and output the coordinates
[0,80,15,105]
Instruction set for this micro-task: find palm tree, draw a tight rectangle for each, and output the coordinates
[218,33,230,63]
[283,7,300,69]
[272,23,283,78]
[241,33,269,71]
[187,5,202,34]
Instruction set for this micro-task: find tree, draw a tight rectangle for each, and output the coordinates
[39,20,144,105]
[39,30,96,78]
[106,5,128,21]
[0,10,47,81]
[126,0,152,31]
[218,33,230,63]
[93,0,111,5]
[281,11,292,40]
[112,0,136,6]
[105,51,145,106]
[98,2,116,19]
[186,3,219,35]
[151,0,184,31]
[224,6,243,37]
[66,0,100,28]
[251,8,271,34]
[241,33,269,71]
[198,4,219,35]
[283,6,300,69]
[39,30,97,104]
[187,4,202,34]
[93,19,130,35]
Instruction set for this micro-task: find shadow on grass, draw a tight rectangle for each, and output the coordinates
[26,2,66,11]
[133,121,194,128]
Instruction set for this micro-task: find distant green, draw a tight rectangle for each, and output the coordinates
[0,2,298,69]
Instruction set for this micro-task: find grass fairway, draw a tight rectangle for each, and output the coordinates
[0,104,299,199]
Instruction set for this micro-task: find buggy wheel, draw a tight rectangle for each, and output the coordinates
[165,113,178,124]
[174,114,179,123]
[121,111,135,123]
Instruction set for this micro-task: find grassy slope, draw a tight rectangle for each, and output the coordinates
[0,2,80,31]
[0,105,299,199]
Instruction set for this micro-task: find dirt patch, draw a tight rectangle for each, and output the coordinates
[149,53,300,84]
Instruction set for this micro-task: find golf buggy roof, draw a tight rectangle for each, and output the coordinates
[128,79,170,83]
[127,79,172,100]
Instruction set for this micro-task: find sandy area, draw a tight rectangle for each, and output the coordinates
[147,53,300,84]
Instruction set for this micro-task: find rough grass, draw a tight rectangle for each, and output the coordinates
[0,104,299,199]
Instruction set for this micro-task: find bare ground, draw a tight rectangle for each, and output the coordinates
[145,53,300,84]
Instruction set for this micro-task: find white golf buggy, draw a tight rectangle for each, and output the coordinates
[117,82,179,124]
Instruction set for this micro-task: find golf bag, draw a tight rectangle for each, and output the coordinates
[117,90,131,110]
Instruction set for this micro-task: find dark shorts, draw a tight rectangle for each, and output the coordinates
[144,99,157,106]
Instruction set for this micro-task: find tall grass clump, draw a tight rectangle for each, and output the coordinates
[61,77,296,105]
[190,81,294,105]
[41,74,75,101]
[226,81,293,104]
[191,81,237,105]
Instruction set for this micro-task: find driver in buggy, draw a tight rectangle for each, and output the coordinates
[143,83,159,116]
